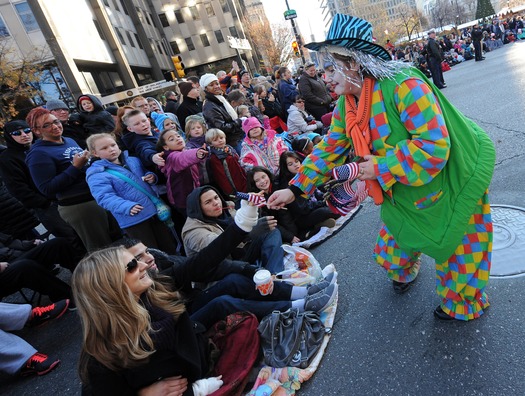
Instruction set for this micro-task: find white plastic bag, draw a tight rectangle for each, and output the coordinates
[277,245,323,285]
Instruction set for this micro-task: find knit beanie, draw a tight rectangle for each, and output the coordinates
[242,117,263,135]
[78,96,92,104]
[150,111,170,132]
[179,82,194,97]
[199,73,218,89]
[45,99,68,111]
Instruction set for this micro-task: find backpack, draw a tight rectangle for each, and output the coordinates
[258,308,326,369]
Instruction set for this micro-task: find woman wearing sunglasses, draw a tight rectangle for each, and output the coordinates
[72,245,228,395]
[286,95,325,136]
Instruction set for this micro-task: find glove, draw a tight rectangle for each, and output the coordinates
[192,377,223,396]
[234,200,259,232]
[249,216,273,239]
[326,179,368,216]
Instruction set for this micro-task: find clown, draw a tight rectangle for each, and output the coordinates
[268,14,495,321]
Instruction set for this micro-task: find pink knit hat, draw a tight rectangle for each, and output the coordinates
[242,117,263,135]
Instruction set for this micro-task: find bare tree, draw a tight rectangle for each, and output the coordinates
[393,3,426,41]
[243,17,294,70]
[0,39,51,123]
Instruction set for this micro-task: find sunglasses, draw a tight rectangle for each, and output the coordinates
[9,128,32,136]
[125,258,139,273]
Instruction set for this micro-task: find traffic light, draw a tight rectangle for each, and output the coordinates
[291,41,300,57]
[163,71,176,82]
[171,56,185,78]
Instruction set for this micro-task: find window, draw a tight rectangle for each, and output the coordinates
[220,0,230,13]
[150,39,157,53]
[147,13,154,26]
[120,0,129,15]
[200,33,210,47]
[156,41,163,54]
[0,16,10,37]
[112,0,120,11]
[115,28,125,45]
[15,2,39,33]
[174,9,184,23]
[134,33,143,49]
[93,19,106,40]
[102,0,110,6]
[159,13,169,27]
[214,30,224,43]
[189,5,200,20]
[185,37,195,51]
[229,26,238,37]
[126,31,135,47]
[170,40,180,54]
[206,3,215,17]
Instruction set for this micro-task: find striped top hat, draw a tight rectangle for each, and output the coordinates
[305,14,391,61]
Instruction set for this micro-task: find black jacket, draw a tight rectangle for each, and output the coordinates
[202,93,244,146]
[76,94,115,135]
[298,73,332,115]
[0,133,50,209]
[164,98,179,114]
[176,97,203,131]
[0,181,39,238]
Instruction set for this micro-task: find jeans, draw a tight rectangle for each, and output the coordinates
[189,273,292,328]
[243,228,284,274]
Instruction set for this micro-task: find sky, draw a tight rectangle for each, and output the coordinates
[260,0,327,44]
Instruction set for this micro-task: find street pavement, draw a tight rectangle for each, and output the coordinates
[2,41,525,395]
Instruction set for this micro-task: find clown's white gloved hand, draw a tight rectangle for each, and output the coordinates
[192,376,223,396]
[234,199,259,232]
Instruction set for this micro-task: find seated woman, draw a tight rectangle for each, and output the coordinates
[182,186,284,274]
[246,166,300,244]
[278,151,339,240]
[286,95,324,136]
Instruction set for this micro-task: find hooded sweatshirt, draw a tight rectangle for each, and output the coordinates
[76,94,115,135]
[0,123,50,209]
[182,186,237,257]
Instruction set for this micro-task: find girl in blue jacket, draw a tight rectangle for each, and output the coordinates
[86,133,177,254]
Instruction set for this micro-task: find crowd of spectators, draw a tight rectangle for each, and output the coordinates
[0,59,342,389]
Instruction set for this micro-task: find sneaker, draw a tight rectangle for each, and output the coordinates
[20,352,60,376]
[307,271,338,296]
[26,299,69,328]
[304,283,338,313]
[305,218,337,238]
[321,264,336,278]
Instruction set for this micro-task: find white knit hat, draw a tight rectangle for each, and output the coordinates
[199,73,218,88]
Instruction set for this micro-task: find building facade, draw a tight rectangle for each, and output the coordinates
[0,0,258,106]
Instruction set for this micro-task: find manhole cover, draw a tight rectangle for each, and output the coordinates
[490,205,525,279]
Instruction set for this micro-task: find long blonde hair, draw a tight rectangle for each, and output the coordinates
[72,247,185,376]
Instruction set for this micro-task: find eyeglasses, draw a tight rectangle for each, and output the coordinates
[37,119,61,130]
[296,100,305,103]
[9,128,32,136]
[51,108,69,113]
[125,258,139,273]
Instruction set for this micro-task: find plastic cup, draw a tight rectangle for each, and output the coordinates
[253,269,274,296]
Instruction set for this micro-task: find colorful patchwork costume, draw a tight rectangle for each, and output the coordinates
[290,68,495,320]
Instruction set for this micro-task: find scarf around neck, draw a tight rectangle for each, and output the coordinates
[344,77,383,205]
[215,94,238,121]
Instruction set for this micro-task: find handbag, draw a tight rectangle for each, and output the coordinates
[258,308,326,369]
[104,169,171,222]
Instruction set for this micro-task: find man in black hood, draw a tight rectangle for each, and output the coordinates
[183,186,286,274]
[0,120,83,250]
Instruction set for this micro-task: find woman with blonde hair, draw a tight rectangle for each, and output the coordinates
[73,246,223,395]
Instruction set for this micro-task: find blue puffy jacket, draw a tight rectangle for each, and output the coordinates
[86,152,158,229]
